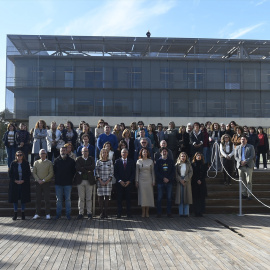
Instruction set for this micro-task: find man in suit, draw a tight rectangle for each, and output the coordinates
[114,148,135,218]
[235,135,255,200]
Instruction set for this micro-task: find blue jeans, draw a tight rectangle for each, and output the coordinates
[6,146,16,168]
[55,185,72,217]
[157,182,172,214]
[203,147,210,164]
[13,203,25,211]
[179,185,189,215]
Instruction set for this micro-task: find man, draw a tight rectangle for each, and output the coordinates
[134,138,153,161]
[32,149,54,220]
[134,129,151,152]
[190,122,203,158]
[74,147,95,220]
[53,147,76,220]
[97,125,118,151]
[235,135,255,200]
[164,121,178,162]
[155,147,175,218]
[154,140,173,163]
[77,134,95,158]
[114,148,135,218]
[156,123,165,145]
[46,121,61,162]
[135,121,148,138]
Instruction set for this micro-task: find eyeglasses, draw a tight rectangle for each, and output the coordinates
[16,154,23,157]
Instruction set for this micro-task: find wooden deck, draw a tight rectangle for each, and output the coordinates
[0,214,269,270]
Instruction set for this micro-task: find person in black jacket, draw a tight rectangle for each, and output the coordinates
[3,123,17,169]
[9,150,31,220]
[62,121,78,151]
[155,147,175,218]
[256,126,269,169]
[53,146,76,220]
[114,148,135,218]
[191,152,207,217]
[190,122,203,158]
[15,123,30,162]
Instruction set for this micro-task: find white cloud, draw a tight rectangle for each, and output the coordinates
[54,0,176,36]
[255,0,268,6]
[218,22,235,38]
[229,22,265,39]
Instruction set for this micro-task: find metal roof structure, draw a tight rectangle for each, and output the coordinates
[7,34,270,60]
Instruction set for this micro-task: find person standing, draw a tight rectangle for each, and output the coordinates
[136,148,155,218]
[46,121,61,162]
[16,123,30,162]
[155,147,175,218]
[256,126,269,169]
[77,134,95,158]
[32,149,54,220]
[74,147,95,220]
[95,148,114,219]
[164,121,179,161]
[3,123,17,169]
[175,152,193,217]
[191,152,208,217]
[114,148,135,218]
[190,122,203,158]
[97,125,118,152]
[9,151,31,220]
[32,120,47,161]
[53,147,76,220]
[235,135,255,200]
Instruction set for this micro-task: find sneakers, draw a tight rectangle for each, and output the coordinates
[46,214,51,220]
[254,167,257,170]
[32,214,40,220]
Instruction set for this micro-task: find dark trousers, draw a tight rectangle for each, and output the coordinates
[35,182,51,215]
[48,147,59,162]
[117,183,132,216]
[222,158,234,184]
[256,146,267,168]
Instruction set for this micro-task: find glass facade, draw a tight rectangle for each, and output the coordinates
[5,35,270,120]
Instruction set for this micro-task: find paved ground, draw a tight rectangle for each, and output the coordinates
[0,214,269,270]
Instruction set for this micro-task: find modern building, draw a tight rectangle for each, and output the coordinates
[5,34,270,127]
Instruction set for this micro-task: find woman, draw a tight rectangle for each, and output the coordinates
[32,120,47,161]
[76,120,85,148]
[62,121,78,150]
[220,134,234,185]
[115,140,128,161]
[9,151,31,220]
[3,123,17,168]
[256,126,269,169]
[112,124,123,142]
[130,122,137,139]
[231,126,244,177]
[15,123,30,163]
[95,149,114,218]
[147,124,158,153]
[225,124,234,138]
[175,152,193,217]
[46,121,61,162]
[209,123,222,171]
[178,125,190,157]
[190,122,203,158]
[135,148,155,217]
[65,143,76,160]
[95,119,105,140]
[120,123,126,133]
[103,141,115,162]
[200,124,210,165]
[79,123,95,146]
[191,152,207,217]
[122,128,135,159]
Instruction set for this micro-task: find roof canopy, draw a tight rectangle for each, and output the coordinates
[7,34,270,59]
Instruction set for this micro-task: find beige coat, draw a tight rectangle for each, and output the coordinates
[175,161,193,205]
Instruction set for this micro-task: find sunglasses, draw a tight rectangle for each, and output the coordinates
[16,154,23,157]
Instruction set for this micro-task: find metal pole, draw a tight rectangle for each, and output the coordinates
[215,141,218,172]
[93,184,96,216]
[238,176,244,216]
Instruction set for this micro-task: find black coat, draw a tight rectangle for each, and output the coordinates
[53,155,76,186]
[9,160,31,203]
[191,161,207,199]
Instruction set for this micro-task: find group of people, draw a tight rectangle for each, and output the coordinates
[5,118,267,220]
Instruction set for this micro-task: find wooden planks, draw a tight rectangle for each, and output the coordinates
[0,214,269,270]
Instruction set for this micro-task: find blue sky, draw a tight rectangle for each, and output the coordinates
[1,0,270,112]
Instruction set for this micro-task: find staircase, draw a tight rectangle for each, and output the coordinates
[0,170,270,217]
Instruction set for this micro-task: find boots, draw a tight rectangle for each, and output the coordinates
[145,207,149,218]
[21,212,25,220]
[12,212,17,221]
[141,207,146,218]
